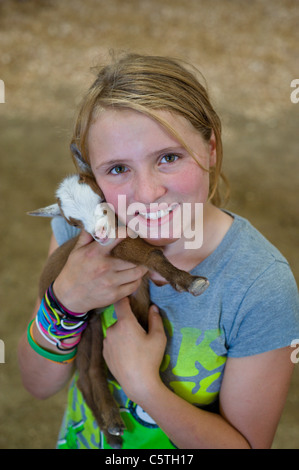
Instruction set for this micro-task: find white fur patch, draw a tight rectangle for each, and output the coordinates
[56,175,104,236]
[56,175,117,243]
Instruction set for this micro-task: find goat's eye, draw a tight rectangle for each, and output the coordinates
[67,218,79,227]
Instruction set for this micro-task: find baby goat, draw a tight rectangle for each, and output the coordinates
[29,173,209,448]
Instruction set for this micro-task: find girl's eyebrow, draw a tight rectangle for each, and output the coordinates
[95,146,186,171]
[95,159,129,170]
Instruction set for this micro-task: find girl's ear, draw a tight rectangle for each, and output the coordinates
[208,131,217,168]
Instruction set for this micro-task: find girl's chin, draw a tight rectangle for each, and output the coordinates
[138,236,179,247]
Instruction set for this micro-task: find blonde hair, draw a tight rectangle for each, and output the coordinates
[71,53,229,206]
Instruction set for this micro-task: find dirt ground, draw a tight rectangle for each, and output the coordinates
[0,0,298,449]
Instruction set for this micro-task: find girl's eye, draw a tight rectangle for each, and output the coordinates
[109,165,128,175]
[160,154,179,164]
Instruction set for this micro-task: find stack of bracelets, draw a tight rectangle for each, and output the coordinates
[27,282,89,365]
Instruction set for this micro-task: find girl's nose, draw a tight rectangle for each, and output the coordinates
[133,174,166,204]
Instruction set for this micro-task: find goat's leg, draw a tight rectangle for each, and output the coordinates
[76,317,107,431]
[38,237,78,297]
[112,237,209,296]
[77,321,122,449]
[77,313,124,448]
[146,250,209,295]
[87,313,125,447]
[129,276,151,331]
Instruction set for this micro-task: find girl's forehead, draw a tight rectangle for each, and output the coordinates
[89,107,201,143]
[88,110,180,165]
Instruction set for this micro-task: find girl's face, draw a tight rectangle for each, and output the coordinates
[88,108,216,247]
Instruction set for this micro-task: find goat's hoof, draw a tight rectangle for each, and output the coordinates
[188,277,209,296]
[173,284,185,293]
[106,434,123,449]
[108,424,125,436]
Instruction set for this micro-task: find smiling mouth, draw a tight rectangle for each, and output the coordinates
[135,204,179,220]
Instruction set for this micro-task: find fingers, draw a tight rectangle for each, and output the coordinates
[115,300,161,324]
[75,226,132,258]
[147,305,167,355]
[75,228,148,275]
[75,228,119,252]
[112,265,148,284]
[59,227,148,311]
[114,300,165,338]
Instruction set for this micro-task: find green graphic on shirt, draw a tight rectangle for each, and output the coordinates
[57,311,227,448]
[170,373,221,405]
[170,327,226,406]
[174,328,226,374]
[57,421,85,449]
[160,353,171,372]
[101,304,117,337]
[58,373,176,449]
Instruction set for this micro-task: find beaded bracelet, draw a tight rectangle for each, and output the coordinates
[27,320,77,364]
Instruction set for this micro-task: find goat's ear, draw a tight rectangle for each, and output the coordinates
[70,143,93,175]
[27,203,61,218]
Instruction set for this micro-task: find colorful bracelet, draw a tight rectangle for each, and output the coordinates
[36,297,85,350]
[27,320,77,364]
[35,283,89,351]
[47,282,89,320]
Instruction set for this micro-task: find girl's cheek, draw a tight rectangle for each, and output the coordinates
[173,170,209,200]
[95,179,119,206]
[98,184,129,218]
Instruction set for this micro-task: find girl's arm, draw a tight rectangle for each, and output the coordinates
[18,232,147,399]
[18,304,76,399]
[103,298,295,449]
[18,235,75,398]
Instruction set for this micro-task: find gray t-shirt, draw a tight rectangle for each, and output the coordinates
[51,211,299,409]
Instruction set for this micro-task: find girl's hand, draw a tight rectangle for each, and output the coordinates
[53,229,148,313]
[103,298,167,403]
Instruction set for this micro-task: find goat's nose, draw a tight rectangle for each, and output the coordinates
[95,226,107,239]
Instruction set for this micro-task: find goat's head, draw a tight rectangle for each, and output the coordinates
[28,174,117,245]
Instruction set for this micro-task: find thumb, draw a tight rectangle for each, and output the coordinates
[148,305,165,336]
[75,229,93,248]
[114,297,132,320]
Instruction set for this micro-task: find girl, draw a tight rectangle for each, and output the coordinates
[18,53,299,449]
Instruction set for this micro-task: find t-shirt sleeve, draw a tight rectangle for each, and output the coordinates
[51,216,80,246]
[226,260,299,357]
